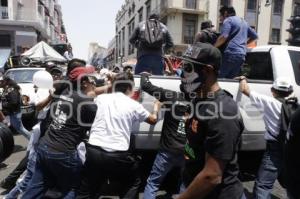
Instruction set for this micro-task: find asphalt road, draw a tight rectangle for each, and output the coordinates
[0,134,287,199]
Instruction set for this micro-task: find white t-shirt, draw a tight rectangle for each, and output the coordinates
[89,92,150,152]
[250,91,282,141]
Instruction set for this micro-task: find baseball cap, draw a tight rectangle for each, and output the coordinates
[181,42,222,71]
[272,77,293,92]
[50,67,63,75]
[201,20,214,30]
[68,66,95,81]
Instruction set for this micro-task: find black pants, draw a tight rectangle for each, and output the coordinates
[76,144,141,199]
[2,153,28,188]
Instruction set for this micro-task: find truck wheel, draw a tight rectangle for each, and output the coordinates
[0,123,14,163]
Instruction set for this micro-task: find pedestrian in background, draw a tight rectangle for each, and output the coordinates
[237,76,293,199]
[130,13,174,75]
[77,71,161,199]
[177,42,245,199]
[214,6,258,78]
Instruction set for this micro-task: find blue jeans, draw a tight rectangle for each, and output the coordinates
[144,150,185,199]
[135,54,164,75]
[10,113,31,140]
[253,141,283,199]
[219,53,245,79]
[5,151,37,199]
[21,143,82,199]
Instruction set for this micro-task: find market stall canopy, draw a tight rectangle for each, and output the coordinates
[0,48,11,72]
[22,41,67,63]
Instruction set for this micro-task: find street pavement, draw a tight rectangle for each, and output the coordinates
[0,134,287,199]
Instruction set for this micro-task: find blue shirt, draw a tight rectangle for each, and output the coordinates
[221,16,258,55]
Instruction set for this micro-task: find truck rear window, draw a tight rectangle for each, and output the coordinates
[288,50,300,86]
[242,52,273,81]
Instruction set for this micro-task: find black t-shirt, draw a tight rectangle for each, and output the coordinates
[285,107,300,197]
[142,80,188,154]
[183,89,244,199]
[40,88,97,152]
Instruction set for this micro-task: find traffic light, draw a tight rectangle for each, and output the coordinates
[287,15,300,46]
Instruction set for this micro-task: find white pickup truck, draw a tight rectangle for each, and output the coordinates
[132,45,300,151]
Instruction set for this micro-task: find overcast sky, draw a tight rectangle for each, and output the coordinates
[60,0,123,60]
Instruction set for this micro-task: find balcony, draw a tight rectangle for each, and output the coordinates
[160,0,206,17]
[0,6,8,19]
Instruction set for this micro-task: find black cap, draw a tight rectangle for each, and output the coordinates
[50,67,63,75]
[149,13,159,20]
[181,42,222,70]
[201,20,214,30]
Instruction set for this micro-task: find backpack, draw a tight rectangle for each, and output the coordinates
[277,97,299,188]
[200,30,219,45]
[140,20,164,49]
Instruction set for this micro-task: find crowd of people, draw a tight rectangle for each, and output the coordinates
[0,5,298,199]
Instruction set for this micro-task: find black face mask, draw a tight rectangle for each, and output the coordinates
[180,62,205,100]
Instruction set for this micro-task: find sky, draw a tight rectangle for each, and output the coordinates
[59,0,124,60]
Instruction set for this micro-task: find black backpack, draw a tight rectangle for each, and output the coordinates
[277,97,299,188]
[200,30,219,45]
[140,20,164,49]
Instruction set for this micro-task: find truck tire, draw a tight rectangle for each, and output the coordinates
[0,123,14,163]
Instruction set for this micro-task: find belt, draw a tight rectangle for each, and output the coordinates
[86,143,129,154]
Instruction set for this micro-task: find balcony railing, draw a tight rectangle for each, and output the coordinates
[0,6,8,19]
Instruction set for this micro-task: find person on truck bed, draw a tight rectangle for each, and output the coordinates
[140,72,189,199]
[177,42,245,199]
[214,6,258,79]
[237,76,294,199]
[129,13,174,75]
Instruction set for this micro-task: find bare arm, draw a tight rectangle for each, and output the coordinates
[145,100,161,125]
[214,36,227,48]
[177,153,225,199]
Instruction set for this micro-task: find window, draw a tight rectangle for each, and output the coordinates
[294,3,300,16]
[146,1,151,19]
[288,50,300,86]
[185,0,196,9]
[273,0,283,14]
[1,0,8,6]
[128,18,135,55]
[0,34,10,47]
[241,52,273,81]
[270,28,281,43]
[183,14,197,44]
[247,0,257,10]
[138,7,143,22]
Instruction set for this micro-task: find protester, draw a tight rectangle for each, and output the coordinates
[130,13,174,75]
[22,61,97,199]
[77,71,161,199]
[0,76,31,140]
[214,6,258,78]
[194,20,219,45]
[237,76,293,198]
[176,42,244,199]
[141,73,188,199]
[285,106,300,198]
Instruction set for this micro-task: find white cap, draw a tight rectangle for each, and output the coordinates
[272,77,293,92]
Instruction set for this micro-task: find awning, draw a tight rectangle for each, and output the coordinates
[0,48,11,72]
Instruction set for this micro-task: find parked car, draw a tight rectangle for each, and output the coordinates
[132,45,300,152]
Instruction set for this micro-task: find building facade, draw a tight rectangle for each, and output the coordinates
[0,0,66,55]
[113,0,300,64]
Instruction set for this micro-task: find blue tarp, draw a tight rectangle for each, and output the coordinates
[0,48,11,72]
